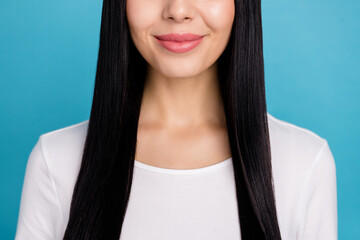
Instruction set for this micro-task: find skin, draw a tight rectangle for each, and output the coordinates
[126,0,235,169]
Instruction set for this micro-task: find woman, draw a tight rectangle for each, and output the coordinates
[15,0,337,239]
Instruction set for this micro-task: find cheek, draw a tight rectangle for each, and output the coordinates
[200,0,235,32]
[126,0,159,35]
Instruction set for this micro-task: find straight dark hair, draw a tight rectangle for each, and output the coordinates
[62,0,282,239]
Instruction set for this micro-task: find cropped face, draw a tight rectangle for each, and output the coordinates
[126,0,235,78]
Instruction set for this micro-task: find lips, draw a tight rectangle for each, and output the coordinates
[153,33,205,53]
[154,33,204,42]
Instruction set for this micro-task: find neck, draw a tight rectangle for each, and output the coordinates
[139,62,226,129]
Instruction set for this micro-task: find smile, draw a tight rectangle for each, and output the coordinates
[154,33,205,54]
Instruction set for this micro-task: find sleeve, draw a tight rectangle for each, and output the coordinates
[298,140,338,240]
[15,135,63,240]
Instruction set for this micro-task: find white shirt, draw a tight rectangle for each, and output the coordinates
[14,113,337,240]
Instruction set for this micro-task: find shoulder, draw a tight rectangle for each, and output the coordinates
[38,119,89,179]
[16,120,90,237]
[37,120,89,222]
[266,112,334,184]
[39,120,89,160]
[40,120,89,147]
[266,112,335,195]
[266,112,328,163]
[266,113,336,235]
[267,112,326,145]
[39,120,88,164]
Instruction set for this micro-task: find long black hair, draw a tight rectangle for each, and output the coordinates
[62,0,282,239]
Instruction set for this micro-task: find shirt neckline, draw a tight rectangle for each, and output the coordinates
[134,157,232,175]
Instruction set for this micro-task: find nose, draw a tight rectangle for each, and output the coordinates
[162,0,195,23]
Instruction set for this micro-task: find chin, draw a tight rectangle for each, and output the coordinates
[156,60,206,79]
[160,67,203,79]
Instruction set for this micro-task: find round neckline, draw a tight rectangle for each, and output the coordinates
[134,157,232,175]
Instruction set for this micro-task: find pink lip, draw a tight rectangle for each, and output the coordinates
[154,33,205,53]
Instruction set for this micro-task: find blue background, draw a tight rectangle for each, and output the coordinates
[0,0,359,239]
